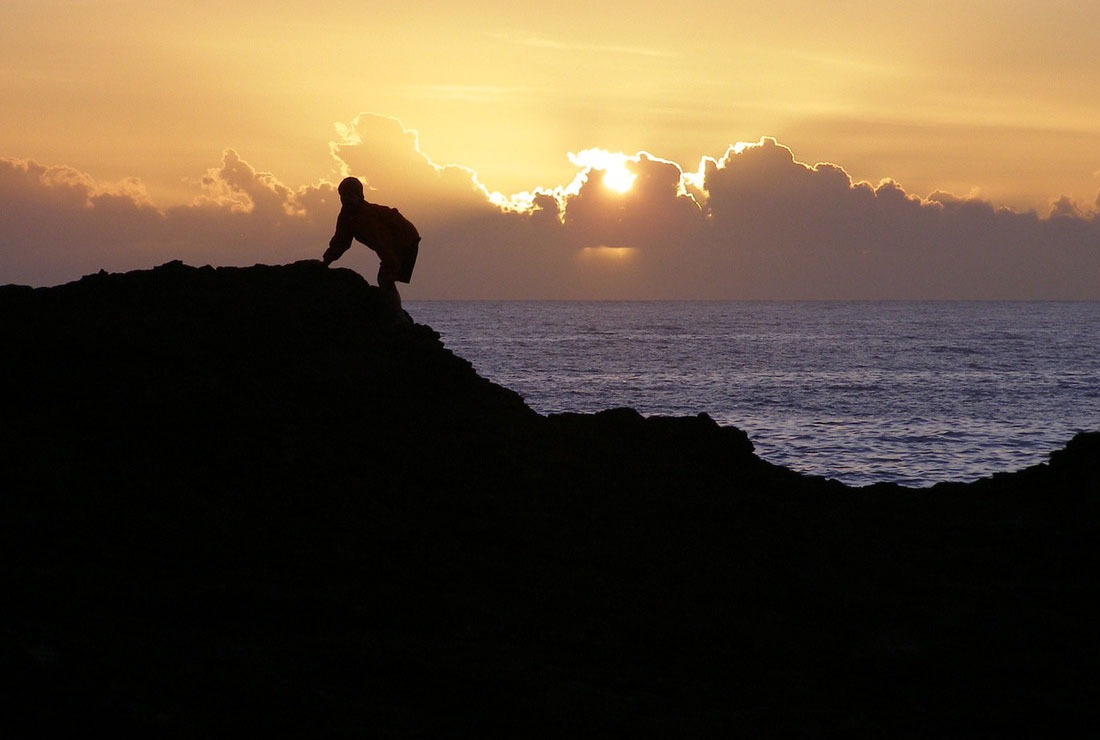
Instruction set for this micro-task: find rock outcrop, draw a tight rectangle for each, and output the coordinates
[2,261,1098,737]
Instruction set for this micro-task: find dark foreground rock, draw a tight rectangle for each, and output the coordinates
[1,261,1098,738]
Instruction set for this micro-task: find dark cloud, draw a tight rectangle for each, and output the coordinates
[562,153,702,250]
[0,158,163,280]
[679,138,1100,298]
[0,152,333,285]
[3,120,1099,298]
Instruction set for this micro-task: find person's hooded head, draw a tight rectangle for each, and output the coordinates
[338,176,365,206]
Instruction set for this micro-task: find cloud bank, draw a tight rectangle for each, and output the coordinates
[3,113,1099,298]
[0,153,338,283]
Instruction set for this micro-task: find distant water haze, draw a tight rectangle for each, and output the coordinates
[409,300,1100,487]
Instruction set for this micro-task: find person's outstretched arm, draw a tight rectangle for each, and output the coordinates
[322,210,354,266]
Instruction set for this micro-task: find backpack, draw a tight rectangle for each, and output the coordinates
[368,204,420,246]
[367,203,420,283]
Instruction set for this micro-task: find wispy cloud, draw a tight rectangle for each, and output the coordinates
[486,31,677,58]
[398,85,534,102]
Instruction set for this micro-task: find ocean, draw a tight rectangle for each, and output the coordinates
[406,301,1100,488]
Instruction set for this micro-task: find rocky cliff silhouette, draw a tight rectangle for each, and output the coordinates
[2,261,1098,737]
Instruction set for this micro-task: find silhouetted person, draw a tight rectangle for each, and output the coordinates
[322,177,420,314]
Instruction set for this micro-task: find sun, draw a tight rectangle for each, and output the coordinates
[602,165,635,193]
[568,149,637,193]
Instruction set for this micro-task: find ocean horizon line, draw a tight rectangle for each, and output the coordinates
[408,297,1100,303]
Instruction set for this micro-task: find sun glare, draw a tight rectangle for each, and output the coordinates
[602,167,635,193]
[580,246,636,259]
[568,149,637,193]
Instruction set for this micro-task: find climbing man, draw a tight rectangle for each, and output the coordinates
[322,176,420,313]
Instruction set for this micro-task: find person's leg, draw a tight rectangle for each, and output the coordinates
[376,251,402,314]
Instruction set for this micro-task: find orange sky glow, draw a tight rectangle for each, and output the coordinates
[2,0,1100,297]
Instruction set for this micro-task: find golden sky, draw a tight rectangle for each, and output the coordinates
[3,0,1100,296]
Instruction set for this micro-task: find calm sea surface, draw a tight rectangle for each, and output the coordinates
[406,301,1100,488]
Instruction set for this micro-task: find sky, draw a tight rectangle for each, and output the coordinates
[3,0,1100,297]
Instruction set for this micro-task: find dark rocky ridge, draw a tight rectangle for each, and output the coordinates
[2,261,1098,737]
